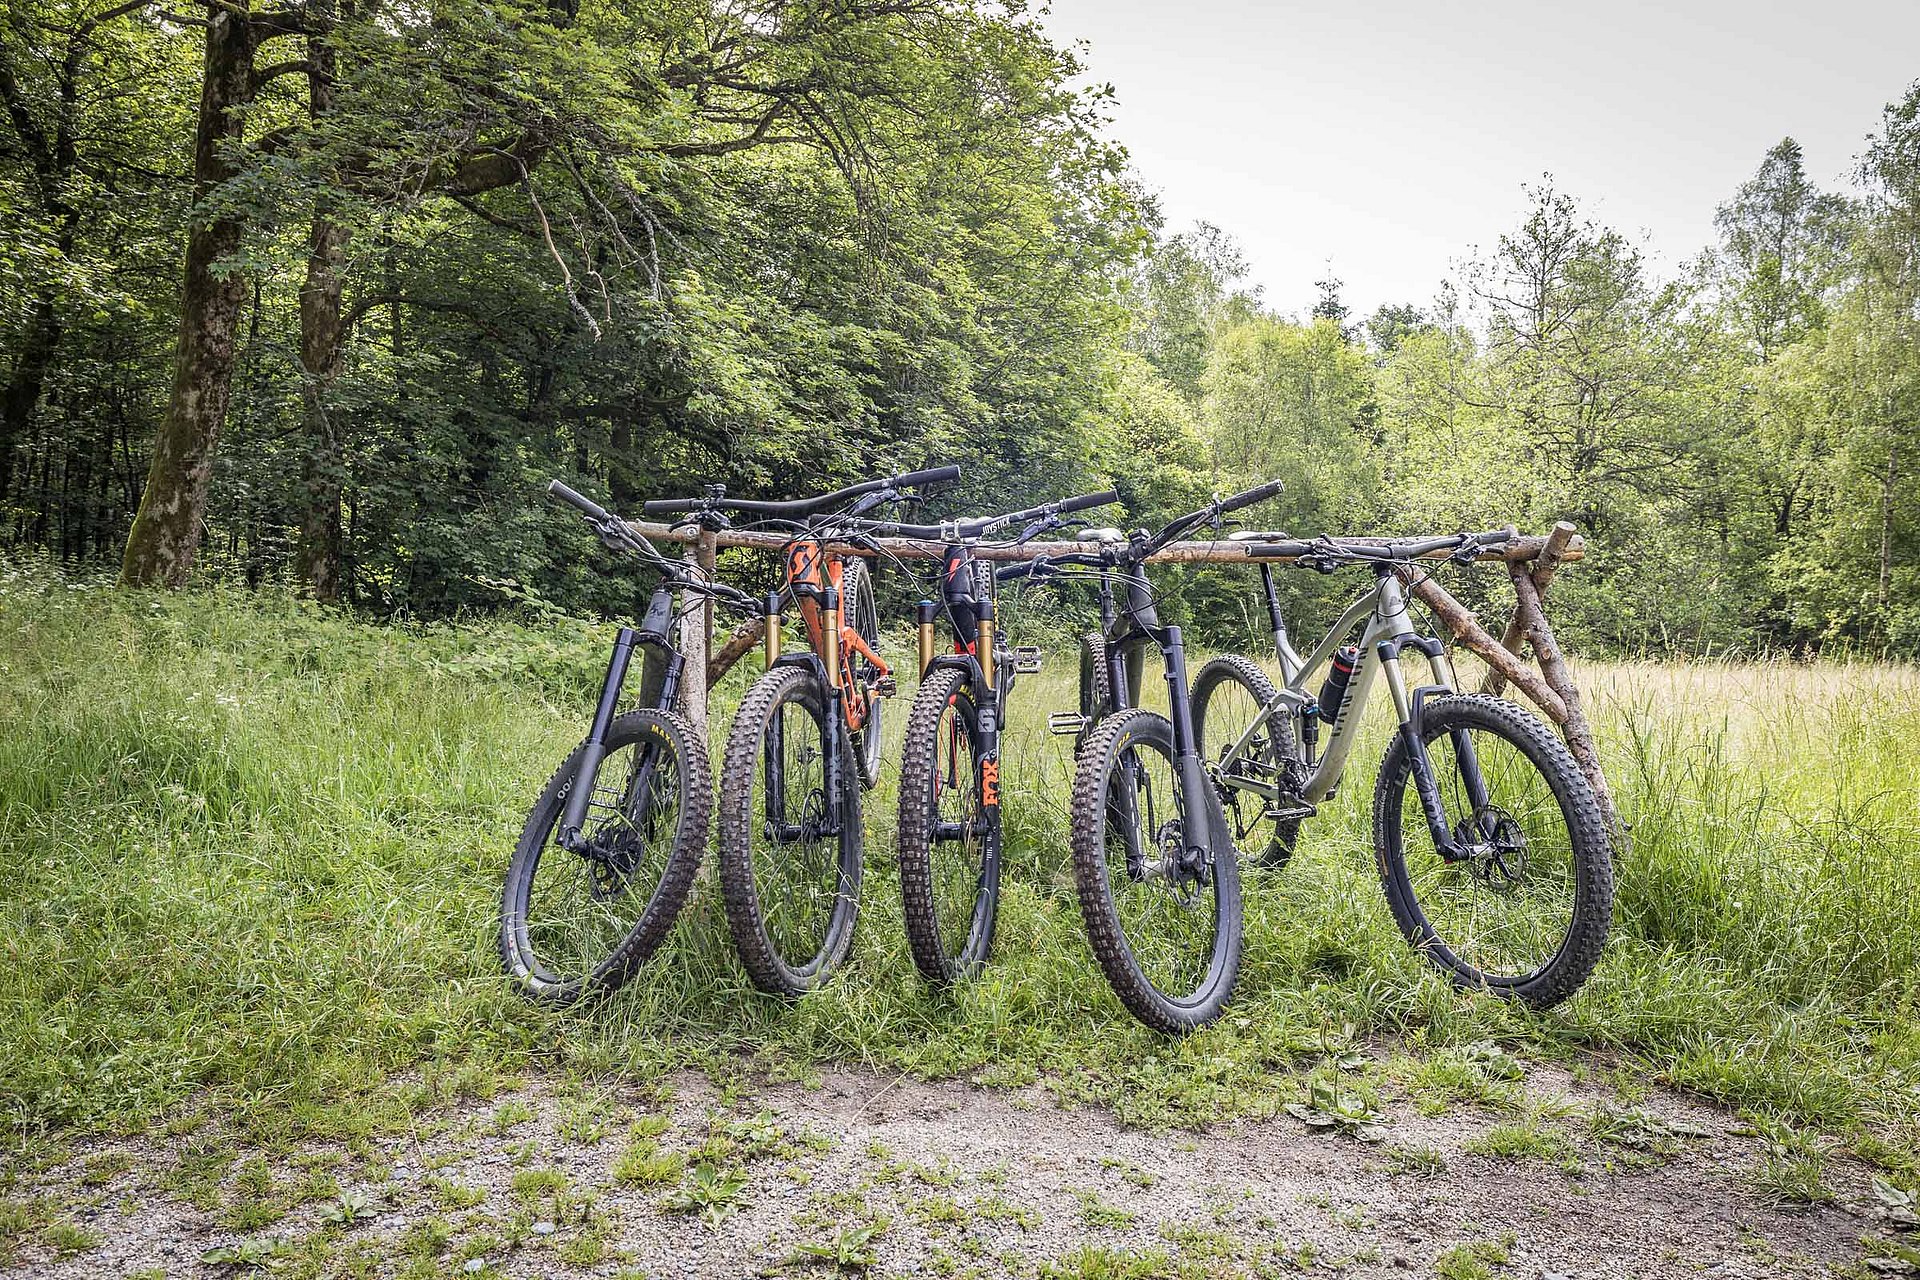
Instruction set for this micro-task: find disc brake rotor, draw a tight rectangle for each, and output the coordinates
[585,827,646,900]
[1453,805,1529,889]
[1152,818,1209,908]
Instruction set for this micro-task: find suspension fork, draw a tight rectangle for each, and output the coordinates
[1161,626,1224,872]
[760,652,848,841]
[1378,634,1489,859]
[560,627,640,852]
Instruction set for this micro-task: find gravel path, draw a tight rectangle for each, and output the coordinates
[2,1055,1904,1279]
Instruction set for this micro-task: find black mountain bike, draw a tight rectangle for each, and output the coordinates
[1019,481,1288,1031]
[642,467,962,996]
[881,488,1122,985]
[500,480,760,1005]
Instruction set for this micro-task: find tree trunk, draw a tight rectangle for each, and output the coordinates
[295,213,349,600]
[294,0,347,601]
[0,298,61,512]
[120,9,255,587]
[1878,441,1897,617]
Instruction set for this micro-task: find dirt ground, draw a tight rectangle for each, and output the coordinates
[3,1056,1908,1279]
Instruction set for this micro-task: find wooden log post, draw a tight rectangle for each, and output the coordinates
[1508,562,1619,834]
[1402,575,1568,723]
[708,615,765,687]
[1483,520,1576,697]
[626,522,1582,569]
[675,529,716,742]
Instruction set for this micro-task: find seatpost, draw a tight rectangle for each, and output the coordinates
[1260,562,1287,654]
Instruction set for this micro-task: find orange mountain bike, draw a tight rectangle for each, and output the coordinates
[640,466,961,994]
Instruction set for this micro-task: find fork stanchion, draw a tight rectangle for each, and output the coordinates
[916,600,938,677]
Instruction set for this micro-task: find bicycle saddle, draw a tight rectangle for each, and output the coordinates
[1077,527,1126,544]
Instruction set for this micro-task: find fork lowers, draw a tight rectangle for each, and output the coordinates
[917,599,937,677]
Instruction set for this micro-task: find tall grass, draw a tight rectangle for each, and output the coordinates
[1,569,1916,1157]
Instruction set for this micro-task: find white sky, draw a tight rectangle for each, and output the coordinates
[1038,0,1920,320]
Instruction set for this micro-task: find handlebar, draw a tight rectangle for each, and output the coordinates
[1218,478,1287,515]
[545,479,759,612]
[1142,478,1285,557]
[1236,528,1515,564]
[638,465,961,520]
[548,478,614,524]
[867,487,1122,542]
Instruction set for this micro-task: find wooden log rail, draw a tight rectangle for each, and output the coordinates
[644,517,1619,833]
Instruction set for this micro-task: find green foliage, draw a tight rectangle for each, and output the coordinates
[2,4,1916,652]
[6,581,1918,1167]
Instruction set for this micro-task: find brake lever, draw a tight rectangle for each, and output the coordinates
[1012,515,1057,545]
[842,488,894,523]
[590,514,642,554]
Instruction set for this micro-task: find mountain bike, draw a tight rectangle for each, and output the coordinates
[876,488,1122,985]
[1188,529,1614,1010]
[1018,480,1287,1031]
[500,480,762,1005]
[642,466,962,996]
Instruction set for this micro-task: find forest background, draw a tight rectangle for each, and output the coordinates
[3,0,1917,653]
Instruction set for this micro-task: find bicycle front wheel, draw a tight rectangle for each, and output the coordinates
[718,665,863,995]
[500,709,709,1004]
[1070,709,1242,1033]
[897,667,1001,984]
[1373,693,1613,1008]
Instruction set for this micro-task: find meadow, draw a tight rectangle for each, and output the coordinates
[2,564,1917,1199]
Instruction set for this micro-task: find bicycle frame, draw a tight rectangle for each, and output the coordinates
[1215,564,1491,860]
[749,542,875,841]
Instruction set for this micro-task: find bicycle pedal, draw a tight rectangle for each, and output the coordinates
[1266,801,1316,822]
[1011,645,1043,673]
[874,675,898,698]
[1047,712,1088,736]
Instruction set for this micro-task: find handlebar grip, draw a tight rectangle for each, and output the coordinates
[1216,478,1285,516]
[995,561,1046,582]
[548,479,613,523]
[638,497,698,516]
[895,464,961,490]
[1057,489,1121,516]
[1239,540,1313,560]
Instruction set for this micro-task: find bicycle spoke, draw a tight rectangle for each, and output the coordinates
[1101,739,1216,999]
[1400,725,1576,981]
[524,736,683,983]
[753,700,835,964]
